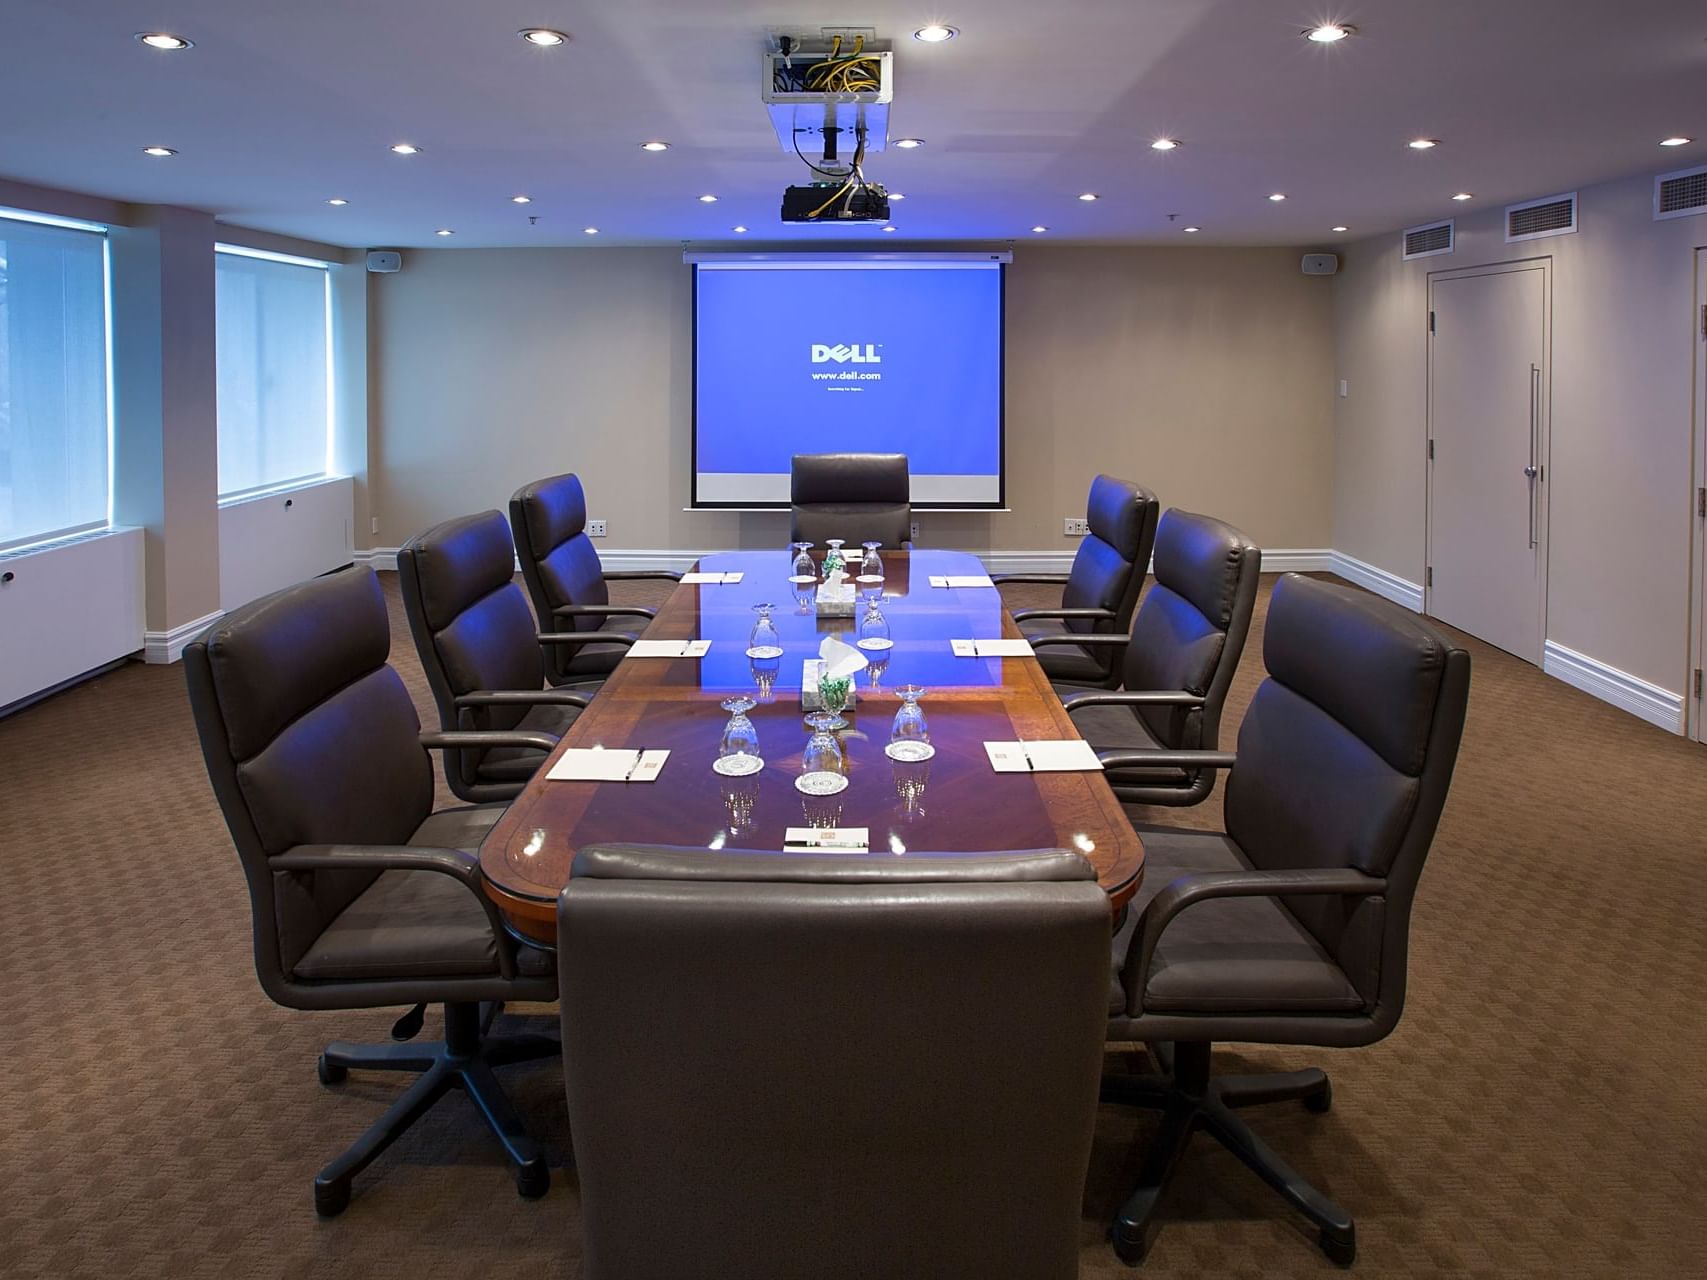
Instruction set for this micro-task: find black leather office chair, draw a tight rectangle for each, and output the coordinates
[184,567,561,1216]
[993,475,1159,687]
[1099,574,1470,1265]
[557,845,1111,1280]
[509,473,679,685]
[399,510,605,803]
[789,452,914,549]
[1038,510,1260,807]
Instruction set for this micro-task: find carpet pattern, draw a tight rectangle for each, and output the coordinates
[2,570,1704,1278]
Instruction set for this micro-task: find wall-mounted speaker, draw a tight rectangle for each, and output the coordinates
[365,250,402,273]
[1301,253,1339,276]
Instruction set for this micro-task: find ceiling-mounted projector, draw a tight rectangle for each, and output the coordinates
[764,29,894,223]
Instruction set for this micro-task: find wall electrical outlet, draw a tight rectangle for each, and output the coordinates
[588,519,607,537]
[910,521,920,540]
[1064,517,1090,536]
[370,516,380,535]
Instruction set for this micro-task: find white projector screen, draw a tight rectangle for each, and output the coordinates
[689,252,1007,508]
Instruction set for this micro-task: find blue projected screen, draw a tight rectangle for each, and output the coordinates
[691,256,1005,507]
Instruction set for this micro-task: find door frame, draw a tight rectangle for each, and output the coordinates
[1424,257,1554,663]
[1689,249,1707,742]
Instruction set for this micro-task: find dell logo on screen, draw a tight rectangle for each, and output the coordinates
[810,343,882,364]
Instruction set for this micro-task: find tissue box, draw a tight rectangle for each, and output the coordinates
[802,659,857,713]
[815,582,857,617]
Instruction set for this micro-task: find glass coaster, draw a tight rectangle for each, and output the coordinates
[712,754,764,777]
[884,741,935,763]
[745,645,785,659]
[855,637,894,651]
[794,771,850,796]
[788,574,817,584]
[855,574,884,584]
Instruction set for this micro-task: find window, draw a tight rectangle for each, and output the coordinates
[0,211,111,551]
[215,247,331,498]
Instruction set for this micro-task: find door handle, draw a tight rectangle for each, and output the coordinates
[1526,364,1540,548]
[1523,465,1538,479]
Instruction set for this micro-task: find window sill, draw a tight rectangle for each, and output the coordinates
[218,475,350,509]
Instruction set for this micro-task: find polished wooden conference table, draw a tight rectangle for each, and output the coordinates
[479,549,1145,945]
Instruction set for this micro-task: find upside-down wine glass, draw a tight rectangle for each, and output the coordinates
[858,541,884,582]
[822,538,846,580]
[796,712,849,795]
[885,684,934,762]
[746,603,783,659]
[713,696,763,777]
[856,591,892,652]
[790,541,816,583]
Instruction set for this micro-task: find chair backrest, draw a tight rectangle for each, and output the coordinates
[557,845,1111,1280]
[1061,474,1160,636]
[398,510,545,797]
[183,567,433,999]
[1225,573,1470,1028]
[510,473,610,683]
[1120,510,1261,768]
[789,452,912,548]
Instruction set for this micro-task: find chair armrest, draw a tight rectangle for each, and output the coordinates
[271,844,518,979]
[1096,748,1236,772]
[1125,868,1388,1013]
[989,572,1070,585]
[538,630,638,649]
[454,689,591,710]
[1012,607,1117,624]
[602,569,683,582]
[553,603,656,621]
[1061,690,1205,713]
[420,730,561,753]
[1027,634,1132,652]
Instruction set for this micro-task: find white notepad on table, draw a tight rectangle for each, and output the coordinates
[983,740,1103,773]
[546,748,670,783]
[681,571,742,584]
[928,575,950,588]
[783,827,870,853]
[945,574,995,588]
[951,638,1034,658]
[626,639,710,658]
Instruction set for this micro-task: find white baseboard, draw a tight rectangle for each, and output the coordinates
[1542,641,1684,734]
[144,609,224,665]
[1262,548,1334,573]
[1327,552,1425,612]
[353,546,399,571]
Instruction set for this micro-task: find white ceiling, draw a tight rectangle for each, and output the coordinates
[2,1,1703,249]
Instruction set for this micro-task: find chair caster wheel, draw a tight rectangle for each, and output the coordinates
[1111,1221,1150,1267]
[516,1159,550,1200]
[314,1177,351,1218]
[1304,1079,1332,1114]
[316,1054,347,1086]
[1320,1225,1356,1266]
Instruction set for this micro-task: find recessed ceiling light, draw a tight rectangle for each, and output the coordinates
[1183,225,1200,233]
[698,194,718,203]
[327,198,348,207]
[1150,138,1181,151]
[1303,22,1356,43]
[732,225,748,233]
[640,141,670,152]
[135,32,193,51]
[390,143,420,155]
[519,28,568,47]
[142,146,176,157]
[1078,192,1099,202]
[913,25,958,43]
[882,225,897,233]
[1268,192,1286,201]
[435,229,453,237]
[894,138,926,149]
[1408,138,1440,150]
[1452,191,1474,201]
[511,195,532,204]
[1660,136,1692,147]
[583,226,599,235]
[1031,225,1048,233]
[1331,224,1348,232]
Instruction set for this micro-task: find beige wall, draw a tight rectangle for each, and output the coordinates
[1332,171,1706,691]
[365,245,1336,556]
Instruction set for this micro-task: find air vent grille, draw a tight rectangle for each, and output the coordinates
[1506,193,1577,242]
[1655,165,1707,221]
[1402,220,1454,261]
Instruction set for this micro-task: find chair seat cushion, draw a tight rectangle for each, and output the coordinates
[1108,827,1364,1016]
[1053,686,1189,789]
[1026,618,1114,685]
[477,701,584,782]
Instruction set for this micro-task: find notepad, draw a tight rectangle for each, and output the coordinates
[681,571,742,584]
[983,740,1103,773]
[547,748,670,783]
[951,638,1035,657]
[627,639,711,658]
[783,827,870,853]
[928,575,949,588]
[946,574,995,588]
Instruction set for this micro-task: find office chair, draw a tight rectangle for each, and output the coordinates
[1099,573,1470,1265]
[184,566,561,1216]
[789,452,914,549]
[1037,509,1260,806]
[993,475,1159,687]
[399,510,609,802]
[557,845,1111,1280]
[509,473,679,685]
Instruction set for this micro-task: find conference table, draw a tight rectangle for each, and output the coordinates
[479,549,1145,945]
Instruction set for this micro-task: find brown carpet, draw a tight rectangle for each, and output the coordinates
[2,570,1703,1278]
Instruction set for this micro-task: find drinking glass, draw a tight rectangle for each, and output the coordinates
[856,591,892,651]
[812,671,852,733]
[822,538,846,580]
[746,603,783,659]
[886,684,934,762]
[796,712,849,795]
[857,541,884,582]
[790,541,816,583]
[713,696,763,776]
